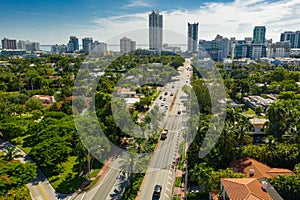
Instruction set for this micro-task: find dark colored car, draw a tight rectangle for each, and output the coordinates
[153,184,162,198]
[164,91,168,95]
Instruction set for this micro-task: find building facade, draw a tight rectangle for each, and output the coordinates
[91,41,107,54]
[280,31,300,48]
[120,37,136,54]
[69,36,79,51]
[269,41,291,58]
[51,44,67,54]
[149,10,163,51]
[253,26,266,44]
[187,22,199,53]
[1,38,17,50]
[199,34,229,62]
[82,37,93,53]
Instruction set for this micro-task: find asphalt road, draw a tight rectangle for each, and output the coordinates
[0,140,59,200]
[137,59,192,200]
[73,159,121,200]
[74,59,192,200]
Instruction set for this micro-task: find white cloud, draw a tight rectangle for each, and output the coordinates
[84,0,300,46]
[124,0,151,8]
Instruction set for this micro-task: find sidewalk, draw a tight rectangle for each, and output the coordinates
[173,169,185,199]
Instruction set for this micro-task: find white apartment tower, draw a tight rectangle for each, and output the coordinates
[120,37,136,54]
[149,10,163,51]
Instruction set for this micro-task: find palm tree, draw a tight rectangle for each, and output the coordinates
[262,135,277,151]
[234,115,253,146]
[266,102,287,139]
[127,137,149,153]
[118,153,146,195]
[3,146,23,161]
[190,162,213,189]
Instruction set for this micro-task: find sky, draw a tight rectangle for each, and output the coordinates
[1,0,300,45]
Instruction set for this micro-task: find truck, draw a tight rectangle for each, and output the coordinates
[160,128,168,140]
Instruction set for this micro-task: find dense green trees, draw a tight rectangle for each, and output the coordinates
[0,157,37,198]
[187,62,300,197]
[269,164,300,200]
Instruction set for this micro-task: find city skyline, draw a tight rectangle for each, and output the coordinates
[1,0,300,45]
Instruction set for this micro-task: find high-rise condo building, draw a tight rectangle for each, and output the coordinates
[17,40,40,51]
[91,41,107,54]
[187,22,199,53]
[149,10,163,51]
[280,31,300,48]
[199,34,229,62]
[1,38,17,49]
[82,37,93,53]
[70,36,79,51]
[253,26,266,44]
[120,37,136,54]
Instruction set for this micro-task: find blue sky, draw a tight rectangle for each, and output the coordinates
[1,0,299,45]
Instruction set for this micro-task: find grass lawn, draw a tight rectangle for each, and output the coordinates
[244,108,256,115]
[48,156,86,194]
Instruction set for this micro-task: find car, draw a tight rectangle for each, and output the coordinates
[186,80,188,83]
[171,85,175,89]
[177,110,181,115]
[170,93,174,96]
[159,96,163,100]
[160,129,168,140]
[161,103,164,106]
[163,98,166,101]
[164,91,168,95]
[153,184,162,198]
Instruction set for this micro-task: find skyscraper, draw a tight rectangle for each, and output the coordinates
[280,31,300,48]
[120,37,136,54]
[1,38,17,49]
[253,26,266,44]
[70,36,79,51]
[82,37,93,53]
[149,10,163,51]
[187,22,199,53]
[199,35,229,62]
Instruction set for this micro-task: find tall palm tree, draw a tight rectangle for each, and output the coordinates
[118,153,146,194]
[266,102,287,138]
[234,115,253,146]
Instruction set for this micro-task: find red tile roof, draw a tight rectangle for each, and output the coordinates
[231,158,293,179]
[221,178,272,200]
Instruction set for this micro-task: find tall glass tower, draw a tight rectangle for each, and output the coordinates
[253,26,266,44]
[70,36,79,51]
[188,22,199,53]
[149,10,163,51]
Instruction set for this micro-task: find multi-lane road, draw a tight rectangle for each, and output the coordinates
[137,59,192,200]
[75,59,193,200]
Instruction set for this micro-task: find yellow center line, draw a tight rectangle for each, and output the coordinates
[38,184,49,200]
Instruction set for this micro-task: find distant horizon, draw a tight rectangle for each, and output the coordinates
[1,0,300,44]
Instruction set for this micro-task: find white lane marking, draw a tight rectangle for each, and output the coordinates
[80,192,86,200]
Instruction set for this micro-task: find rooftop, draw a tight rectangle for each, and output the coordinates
[231,158,293,179]
[221,178,272,200]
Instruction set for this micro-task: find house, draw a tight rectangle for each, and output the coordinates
[249,118,268,143]
[115,88,136,98]
[219,178,278,200]
[231,158,293,179]
[209,158,293,199]
[33,95,55,105]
